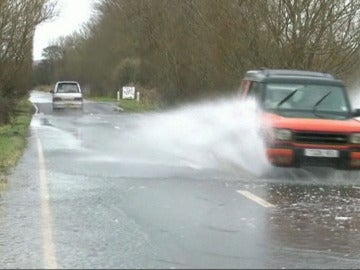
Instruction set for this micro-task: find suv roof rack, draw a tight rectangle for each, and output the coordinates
[254,68,334,79]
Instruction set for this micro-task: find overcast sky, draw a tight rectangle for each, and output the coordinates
[33,0,96,61]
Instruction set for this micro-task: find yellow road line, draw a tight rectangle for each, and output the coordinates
[36,135,58,269]
[237,190,275,208]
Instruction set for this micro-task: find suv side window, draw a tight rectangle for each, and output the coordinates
[248,82,262,103]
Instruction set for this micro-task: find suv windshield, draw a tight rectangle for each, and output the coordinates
[264,83,351,119]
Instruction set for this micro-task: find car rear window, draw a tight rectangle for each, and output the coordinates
[56,83,80,93]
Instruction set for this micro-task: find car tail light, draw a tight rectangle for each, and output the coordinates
[350,152,360,167]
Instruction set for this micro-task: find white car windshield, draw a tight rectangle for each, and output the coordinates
[56,83,80,93]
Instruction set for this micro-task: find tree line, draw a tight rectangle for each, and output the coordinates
[34,0,360,106]
[0,0,54,124]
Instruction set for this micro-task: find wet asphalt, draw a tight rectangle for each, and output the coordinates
[0,91,359,269]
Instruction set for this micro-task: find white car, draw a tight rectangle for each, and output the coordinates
[51,81,83,110]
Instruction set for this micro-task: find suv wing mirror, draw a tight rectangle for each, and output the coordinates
[353,109,360,117]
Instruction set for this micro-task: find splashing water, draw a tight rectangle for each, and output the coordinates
[29,90,271,176]
[114,96,271,176]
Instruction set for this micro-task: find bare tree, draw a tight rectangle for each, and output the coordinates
[248,0,360,75]
[35,0,360,105]
[0,0,55,124]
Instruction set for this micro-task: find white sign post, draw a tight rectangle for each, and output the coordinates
[122,86,135,99]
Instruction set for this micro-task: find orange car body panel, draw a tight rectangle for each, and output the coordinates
[264,112,360,134]
[263,112,360,168]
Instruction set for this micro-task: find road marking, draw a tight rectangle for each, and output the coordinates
[36,135,58,269]
[236,190,275,208]
[32,102,39,114]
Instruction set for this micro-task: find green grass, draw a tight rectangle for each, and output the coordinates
[118,99,160,112]
[86,96,117,102]
[0,99,33,174]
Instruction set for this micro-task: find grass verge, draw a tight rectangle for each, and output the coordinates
[0,98,33,174]
[118,99,160,112]
[87,96,117,102]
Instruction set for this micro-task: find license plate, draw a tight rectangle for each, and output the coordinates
[304,149,339,158]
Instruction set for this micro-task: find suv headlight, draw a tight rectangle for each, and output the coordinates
[274,129,292,141]
[349,133,360,144]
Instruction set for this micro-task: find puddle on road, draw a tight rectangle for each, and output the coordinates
[263,165,360,186]
[30,114,84,152]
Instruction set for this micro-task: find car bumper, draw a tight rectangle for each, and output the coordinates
[53,101,83,109]
[267,146,360,169]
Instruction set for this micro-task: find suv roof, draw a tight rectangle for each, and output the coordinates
[55,81,80,85]
[243,68,344,85]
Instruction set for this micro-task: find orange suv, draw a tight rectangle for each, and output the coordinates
[240,68,360,169]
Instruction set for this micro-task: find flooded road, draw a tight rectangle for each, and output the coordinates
[0,90,359,268]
